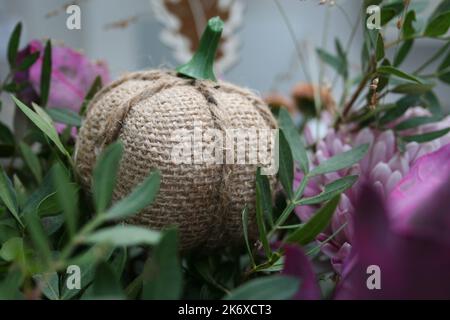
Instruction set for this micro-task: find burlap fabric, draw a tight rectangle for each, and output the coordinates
[74,70,277,250]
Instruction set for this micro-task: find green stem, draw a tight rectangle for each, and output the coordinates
[176,16,223,81]
[268,176,309,238]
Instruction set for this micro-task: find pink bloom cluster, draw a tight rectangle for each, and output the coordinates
[14,39,110,135]
[294,108,450,273]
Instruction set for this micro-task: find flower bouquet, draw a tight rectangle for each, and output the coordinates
[0,0,450,301]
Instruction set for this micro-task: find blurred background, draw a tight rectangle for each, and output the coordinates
[0,0,448,127]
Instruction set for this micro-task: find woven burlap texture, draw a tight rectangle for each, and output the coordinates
[74,70,277,250]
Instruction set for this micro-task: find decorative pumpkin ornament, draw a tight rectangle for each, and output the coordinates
[75,18,277,250]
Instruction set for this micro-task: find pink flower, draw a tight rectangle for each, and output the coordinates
[14,40,110,135]
[335,144,450,298]
[294,109,450,273]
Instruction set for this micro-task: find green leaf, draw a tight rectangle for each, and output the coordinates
[438,69,450,84]
[395,116,439,131]
[0,166,23,227]
[46,108,82,127]
[391,82,434,94]
[11,96,70,158]
[255,168,271,258]
[402,127,450,143]
[19,142,42,183]
[33,272,60,300]
[394,40,414,67]
[23,212,52,266]
[40,40,52,107]
[7,22,22,67]
[224,275,299,300]
[380,95,422,125]
[0,122,14,145]
[93,142,123,213]
[278,108,309,173]
[299,175,357,205]
[104,170,160,221]
[79,76,102,117]
[335,38,348,79]
[17,52,40,71]
[422,91,443,117]
[309,144,369,177]
[241,207,255,267]
[0,237,25,263]
[376,33,385,62]
[60,246,114,300]
[438,47,450,71]
[256,168,273,226]
[287,195,340,245]
[403,10,416,38]
[0,270,23,299]
[85,225,161,247]
[89,262,125,299]
[141,229,182,300]
[377,66,422,84]
[424,11,450,37]
[278,130,294,199]
[316,48,346,77]
[52,163,78,238]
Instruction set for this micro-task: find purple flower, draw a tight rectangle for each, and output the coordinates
[14,39,110,135]
[335,143,450,299]
[294,109,450,273]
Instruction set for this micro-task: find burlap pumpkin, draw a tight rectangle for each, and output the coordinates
[74,69,277,250]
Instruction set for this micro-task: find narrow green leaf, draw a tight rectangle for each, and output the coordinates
[278,131,294,198]
[11,96,69,157]
[141,229,182,300]
[316,48,346,77]
[256,167,273,226]
[23,212,52,266]
[85,225,161,247]
[402,127,450,143]
[287,195,340,245]
[394,40,414,67]
[403,10,416,38]
[376,33,385,62]
[93,142,123,213]
[89,262,125,299]
[438,47,450,71]
[0,166,23,227]
[278,108,309,173]
[19,142,42,183]
[377,66,422,84]
[241,207,255,267]
[7,22,22,67]
[17,52,40,71]
[422,91,443,117]
[395,116,439,131]
[104,170,160,221]
[40,40,52,107]
[224,275,299,300]
[299,175,357,205]
[47,108,82,127]
[391,82,434,94]
[256,168,271,258]
[309,144,369,177]
[52,163,78,238]
[424,11,450,37]
[438,69,450,84]
[79,76,102,117]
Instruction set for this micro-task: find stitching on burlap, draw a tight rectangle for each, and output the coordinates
[191,80,231,247]
[94,72,187,150]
